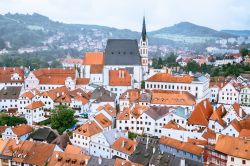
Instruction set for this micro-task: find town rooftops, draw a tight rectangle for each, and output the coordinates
[33,68,75,85]
[25,101,44,110]
[104,39,141,65]
[0,139,55,166]
[90,86,116,102]
[94,113,112,129]
[29,127,57,143]
[146,73,193,83]
[151,90,196,106]
[87,156,115,166]
[0,67,24,83]
[159,136,203,156]
[114,158,142,166]
[215,135,250,160]
[47,151,90,166]
[111,137,137,155]
[0,86,22,100]
[109,69,131,86]
[10,124,33,137]
[187,99,213,126]
[145,106,172,120]
[82,52,104,65]
[74,121,102,137]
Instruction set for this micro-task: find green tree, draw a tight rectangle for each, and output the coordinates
[185,60,200,73]
[240,48,249,57]
[0,113,27,126]
[50,105,77,134]
[165,53,178,67]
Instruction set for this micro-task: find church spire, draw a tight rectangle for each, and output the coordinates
[141,16,147,42]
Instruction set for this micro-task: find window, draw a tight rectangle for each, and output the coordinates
[242,160,246,164]
[231,157,234,162]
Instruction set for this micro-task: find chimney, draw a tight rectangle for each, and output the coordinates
[4,66,5,70]
[56,92,60,97]
[122,140,125,147]
[239,107,243,118]
[16,139,19,145]
[122,71,125,78]
[48,67,50,70]
[85,158,88,165]
[98,157,102,165]
[180,158,185,166]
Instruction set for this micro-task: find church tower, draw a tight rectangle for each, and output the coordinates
[139,16,149,73]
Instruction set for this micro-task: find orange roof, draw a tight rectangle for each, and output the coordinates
[209,82,225,88]
[64,144,83,155]
[232,102,246,118]
[119,89,151,103]
[117,107,131,121]
[215,135,250,159]
[33,68,75,85]
[146,73,193,83]
[114,158,142,166]
[187,138,208,146]
[109,69,131,86]
[20,91,34,99]
[239,129,250,138]
[0,67,24,83]
[48,151,90,166]
[11,124,33,136]
[76,78,90,85]
[151,90,195,106]
[0,126,8,133]
[94,113,112,128]
[209,105,226,126]
[229,119,242,132]
[62,58,82,64]
[117,105,149,121]
[74,121,102,137]
[98,104,116,118]
[187,99,213,126]
[0,139,8,152]
[25,101,44,110]
[90,65,103,74]
[112,137,137,155]
[163,120,186,131]
[82,52,104,65]
[202,129,216,140]
[160,136,203,156]
[41,86,69,101]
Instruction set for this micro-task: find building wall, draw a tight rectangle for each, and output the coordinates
[227,155,250,166]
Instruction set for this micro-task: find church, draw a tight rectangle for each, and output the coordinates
[80,17,149,95]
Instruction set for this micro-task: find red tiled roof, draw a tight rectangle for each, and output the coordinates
[0,67,24,83]
[82,52,104,65]
[25,101,44,110]
[146,73,193,83]
[112,137,137,155]
[109,69,131,86]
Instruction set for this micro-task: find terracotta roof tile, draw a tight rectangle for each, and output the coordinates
[112,137,137,155]
[0,67,24,83]
[64,144,83,155]
[209,105,226,126]
[83,52,104,65]
[151,90,196,106]
[109,69,131,86]
[215,135,250,159]
[163,120,186,131]
[74,121,102,137]
[25,101,44,110]
[11,124,33,137]
[146,73,193,83]
[76,78,90,85]
[160,136,203,156]
[187,99,213,126]
[90,65,103,74]
[94,113,112,128]
[232,102,246,118]
[48,151,90,166]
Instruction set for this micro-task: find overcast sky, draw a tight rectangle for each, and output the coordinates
[1,0,250,31]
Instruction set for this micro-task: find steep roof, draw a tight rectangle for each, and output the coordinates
[215,135,250,159]
[90,65,103,74]
[112,137,137,155]
[163,120,186,131]
[11,124,33,137]
[82,52,104,65]
[104,39,141,65]
[94,113,112,129]
[232,102,246,118]
[74,121,102,137]
[187,99,213,126]
[25,101,44,110]
[47,151,90,166]
[29,127,57,143]
[209,105,226,126]
[159,136,203,156]
[0,67,24,83]
[109,69,131,86]
[146,73,193,83]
